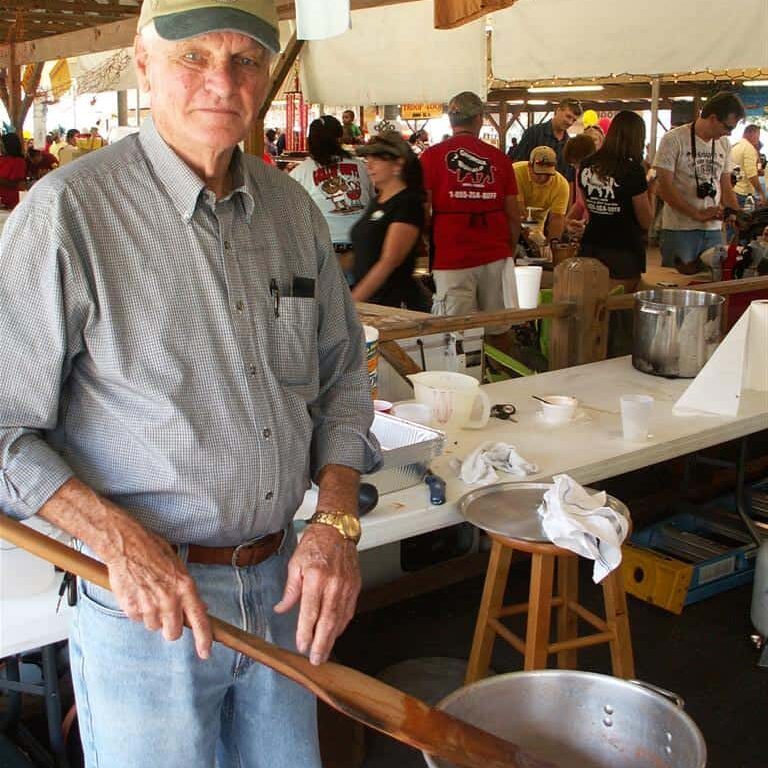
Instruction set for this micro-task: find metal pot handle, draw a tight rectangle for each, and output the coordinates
[638,305,666,315]
[628,679,685,709]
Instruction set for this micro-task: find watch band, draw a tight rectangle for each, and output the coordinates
[307,510,362,545]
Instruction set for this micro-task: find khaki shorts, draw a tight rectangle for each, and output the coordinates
[432,260,509,333]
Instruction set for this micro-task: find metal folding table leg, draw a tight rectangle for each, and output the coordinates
[40,645,68,767]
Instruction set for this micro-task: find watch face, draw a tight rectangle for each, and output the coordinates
[342,516,361,540]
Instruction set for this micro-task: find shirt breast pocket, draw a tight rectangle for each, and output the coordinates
[267,296,319,386]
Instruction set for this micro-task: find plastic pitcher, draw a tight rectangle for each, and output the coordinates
[407,371,491,429]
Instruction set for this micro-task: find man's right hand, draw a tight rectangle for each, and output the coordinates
[103,513,213,660]
[694,206,721,222]
[39,478,212,659]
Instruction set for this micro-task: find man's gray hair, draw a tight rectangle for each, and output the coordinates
[139,20,160,43]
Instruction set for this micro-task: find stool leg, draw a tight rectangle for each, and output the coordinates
[465,539,513,684]
[556,555,579,669]
[524,552,555,671]
[603,567,635,679]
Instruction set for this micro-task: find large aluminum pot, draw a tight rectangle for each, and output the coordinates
[423,670,706,768]
[633,289,724,378]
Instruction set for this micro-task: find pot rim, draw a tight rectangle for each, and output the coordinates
[633,289,725,309]
[434,670,707,762]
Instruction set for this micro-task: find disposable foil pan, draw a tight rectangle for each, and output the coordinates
[362,412,445,495]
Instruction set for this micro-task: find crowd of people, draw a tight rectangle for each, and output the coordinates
[294,90,756,313]
[0,126,107,209]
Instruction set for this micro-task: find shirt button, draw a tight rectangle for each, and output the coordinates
[235,300,244,313]
[265,491,274,500]
[262,428,271,439]
[248,363,257,376]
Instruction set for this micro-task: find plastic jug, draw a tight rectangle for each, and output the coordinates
[407,371,491,429]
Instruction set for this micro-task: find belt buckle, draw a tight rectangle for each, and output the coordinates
[231,541,249,568]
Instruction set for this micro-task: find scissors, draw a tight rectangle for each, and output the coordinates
[490,403,517,422]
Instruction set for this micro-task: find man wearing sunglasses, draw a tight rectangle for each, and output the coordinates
[654,91,744,274]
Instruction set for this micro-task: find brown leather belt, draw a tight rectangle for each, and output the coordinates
[182,530,285,568]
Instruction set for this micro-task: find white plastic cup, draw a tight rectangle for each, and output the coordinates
[620,394,654,441]
[514,266,543,309]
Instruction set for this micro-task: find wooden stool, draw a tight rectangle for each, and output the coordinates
[465,533,634,684]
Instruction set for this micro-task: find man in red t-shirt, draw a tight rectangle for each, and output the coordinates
[420,91,520,317]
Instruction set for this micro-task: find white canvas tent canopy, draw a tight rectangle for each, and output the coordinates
[299,0,486,104]
[492,0,768,83]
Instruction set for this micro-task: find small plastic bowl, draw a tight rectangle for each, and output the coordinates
[538,395,578,425]
[391,402,432,425]
[373,399,393,413]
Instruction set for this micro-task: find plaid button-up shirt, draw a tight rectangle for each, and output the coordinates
[0,119,379,546]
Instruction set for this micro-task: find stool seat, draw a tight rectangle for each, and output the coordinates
[465,531,634,684]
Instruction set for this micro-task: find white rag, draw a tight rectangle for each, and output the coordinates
[452,442,538,485]
[538,474,629,583]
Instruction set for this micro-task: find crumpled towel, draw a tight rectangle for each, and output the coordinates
[451,442,538,485]
[538,474,629,583]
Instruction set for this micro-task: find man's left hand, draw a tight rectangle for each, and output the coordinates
[274,523,361,665]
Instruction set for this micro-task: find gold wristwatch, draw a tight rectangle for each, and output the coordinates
[307,510,362,545]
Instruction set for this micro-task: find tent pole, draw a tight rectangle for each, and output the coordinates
[649,75,660,164]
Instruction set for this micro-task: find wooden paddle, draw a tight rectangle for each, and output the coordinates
[0,514,555,768]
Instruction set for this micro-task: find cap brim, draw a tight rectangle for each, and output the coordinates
[154,8,280,54]
[356,144,400,158]
[533,164,556,175]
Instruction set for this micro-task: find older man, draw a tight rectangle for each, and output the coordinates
[0,1,379,766]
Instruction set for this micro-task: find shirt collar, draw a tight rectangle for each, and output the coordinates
[544,120,569,146]
[139,118,254,222]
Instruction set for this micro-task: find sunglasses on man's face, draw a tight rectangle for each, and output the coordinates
[718,118,739,134]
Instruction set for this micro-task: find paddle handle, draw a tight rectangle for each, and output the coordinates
[0,514,326,694]
[0,514,547,768]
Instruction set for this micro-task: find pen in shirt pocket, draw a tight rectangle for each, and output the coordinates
[269,278,280,318]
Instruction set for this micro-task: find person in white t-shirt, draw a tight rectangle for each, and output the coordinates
[289,115,374,283]
[654,91,743,274]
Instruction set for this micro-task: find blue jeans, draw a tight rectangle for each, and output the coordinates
[659,229,724,266]
[69,527,321,768]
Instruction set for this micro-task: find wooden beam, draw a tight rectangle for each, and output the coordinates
[0,0,138,13]
[257,31,303,121]
[0,16,136,66]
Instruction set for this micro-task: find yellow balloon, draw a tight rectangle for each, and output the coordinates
[583,110,599,127]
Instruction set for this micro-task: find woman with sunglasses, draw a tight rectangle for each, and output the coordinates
[349,132,428,309]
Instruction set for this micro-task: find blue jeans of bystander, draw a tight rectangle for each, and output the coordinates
[659,229,724,267]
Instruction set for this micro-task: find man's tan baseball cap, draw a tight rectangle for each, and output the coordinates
[138,0,280,54]
[529,146,557,175]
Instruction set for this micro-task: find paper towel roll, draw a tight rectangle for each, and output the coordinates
[744,300,768,392]
[674,299,768,416]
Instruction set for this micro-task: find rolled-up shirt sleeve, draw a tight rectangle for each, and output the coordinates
[308,209,382,478]
[0,199,84,518]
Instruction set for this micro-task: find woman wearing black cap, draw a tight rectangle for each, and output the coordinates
[350,132,428,309]
[289,115,373,281]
